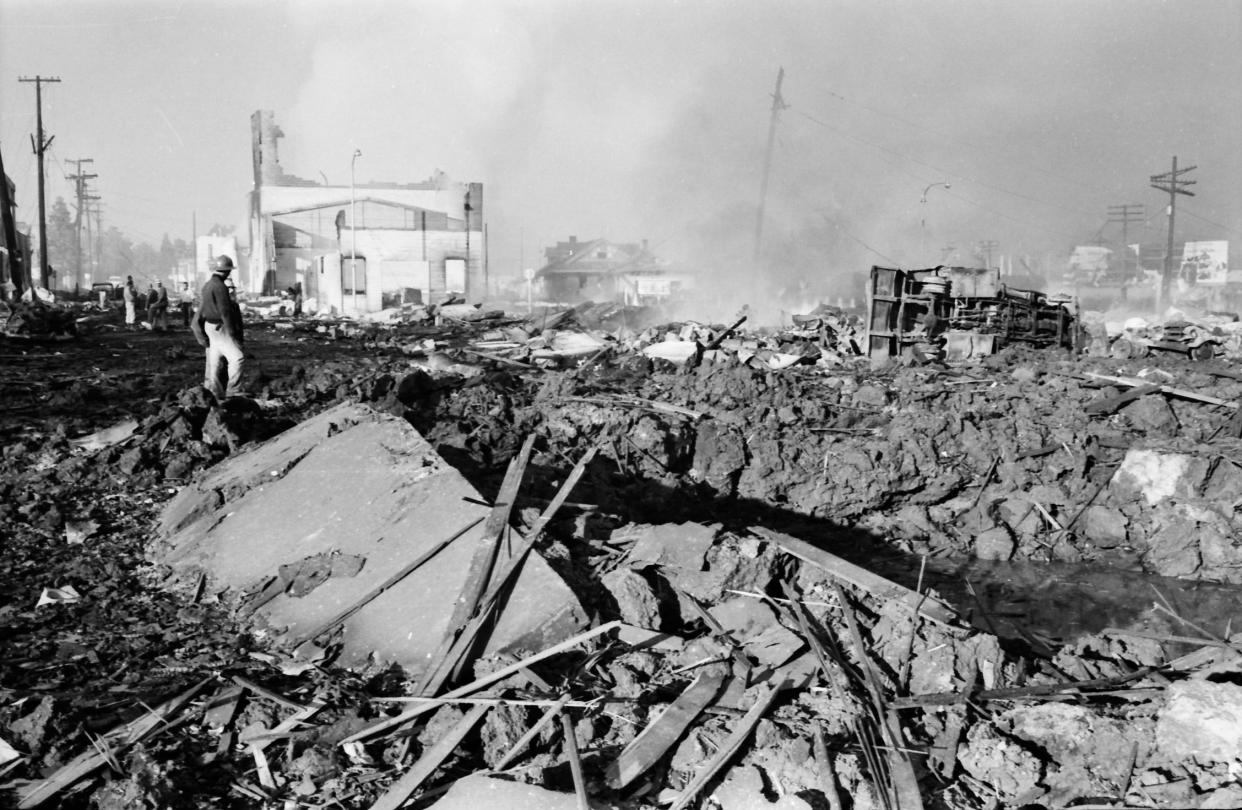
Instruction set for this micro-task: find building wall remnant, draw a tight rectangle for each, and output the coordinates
[247,110,485,313]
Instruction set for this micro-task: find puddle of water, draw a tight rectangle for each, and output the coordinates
[884,557,1242,648]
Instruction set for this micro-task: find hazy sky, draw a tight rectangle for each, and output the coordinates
[2,0,1239,306]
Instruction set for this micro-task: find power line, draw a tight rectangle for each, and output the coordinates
[1179,206,1241,237]
[792,109,1102,222]
[818,212,903,268]
[817,86,1106,195]
[1150,156,1196,300]
[795,95,1240,248]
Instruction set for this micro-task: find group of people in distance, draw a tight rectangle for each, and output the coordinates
[117,275,185,331]
[111,258,307,401]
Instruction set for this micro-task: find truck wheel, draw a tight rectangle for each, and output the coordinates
[1189,341,1217,361]
[1110,338,1140,359]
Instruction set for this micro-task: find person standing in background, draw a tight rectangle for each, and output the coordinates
[178,282,194,328]
[123,276,137,328]
[151,281,170,331]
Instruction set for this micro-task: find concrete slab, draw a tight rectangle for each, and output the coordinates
[155,402,585,675]
[427,774,614,810]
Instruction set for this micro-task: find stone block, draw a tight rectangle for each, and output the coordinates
[975,527,1015,560]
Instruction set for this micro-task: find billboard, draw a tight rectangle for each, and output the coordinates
[634,276,674,296]
[1180,240,1229,286]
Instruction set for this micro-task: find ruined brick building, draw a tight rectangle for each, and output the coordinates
[247,110,484,313]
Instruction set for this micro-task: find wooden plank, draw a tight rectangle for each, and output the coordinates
[340,621,623,746]
[367,703,490,810]
[889,665,1160,708]
[451,434,537,631]
[754,527,956,625]
[18,678,212,808]
[494,695,572,770]
[561,713,590,810]
[1083,372,1237,409]
[813,721,844,810]
[1083,382,1162,415]
[243,701,326,753]
[414,436,536,694]
[668,679,786,810]
[832,583,924,810]
[231,675,307,711]
[418,446,598,694]
[604,668,728,789]
[705,315,748,350]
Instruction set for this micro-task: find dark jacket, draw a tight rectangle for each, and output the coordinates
[197,274,243,337]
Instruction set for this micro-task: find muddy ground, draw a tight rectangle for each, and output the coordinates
[2,307,1242,809]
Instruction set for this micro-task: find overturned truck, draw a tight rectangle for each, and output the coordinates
[867,264,1076,361]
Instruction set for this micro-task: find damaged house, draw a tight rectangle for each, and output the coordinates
[247,110,484,313]
[537,236,686,305]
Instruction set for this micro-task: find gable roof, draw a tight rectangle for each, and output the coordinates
[537,238,659,277]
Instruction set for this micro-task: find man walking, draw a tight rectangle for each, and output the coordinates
[194,256,245,400]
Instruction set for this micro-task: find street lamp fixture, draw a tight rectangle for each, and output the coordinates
[920,181,951,204]
[350,148,362,314]
[920,181,951,264]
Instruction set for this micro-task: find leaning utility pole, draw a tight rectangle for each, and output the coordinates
[67,158,96,291]
[19,75,61,290]
[1106,203,1144,281]
[753,67,787,266]
[1149,156,1195,302]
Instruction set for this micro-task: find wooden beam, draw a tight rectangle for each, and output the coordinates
[418,446,598,695]
[604,668,728,789]
[340,621,622,746]
[367,703,489,810]
[754,527,956,625]
[414,436,536,694]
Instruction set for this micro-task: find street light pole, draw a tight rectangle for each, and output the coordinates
[350,148,361,314]
[920,181,951,266]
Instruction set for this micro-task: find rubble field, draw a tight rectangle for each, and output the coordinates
[3,301,1242,809]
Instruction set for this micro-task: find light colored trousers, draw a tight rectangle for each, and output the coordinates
[204,322,245,398]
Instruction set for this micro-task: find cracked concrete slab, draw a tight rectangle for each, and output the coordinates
[155,402,585,675]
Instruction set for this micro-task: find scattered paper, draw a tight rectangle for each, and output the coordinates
[68,420,138,452]
[35,586,81,608]
[64,520,100,546]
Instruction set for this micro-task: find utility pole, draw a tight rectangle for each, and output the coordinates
[90,201,103,281]
[19,75,61,290]
[753,67,787,266]
[1106,203,1144,283]
[1149,156,1195,302]
[67,158,96,291]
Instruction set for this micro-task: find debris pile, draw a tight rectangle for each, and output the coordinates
[4,307,1242,808]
